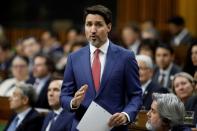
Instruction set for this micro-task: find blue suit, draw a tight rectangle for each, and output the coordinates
[41,110,74,131]
[60,42,142,131]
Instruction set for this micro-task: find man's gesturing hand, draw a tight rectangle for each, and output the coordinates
[71,84,88,108]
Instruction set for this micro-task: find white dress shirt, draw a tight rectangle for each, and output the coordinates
[173,28,189,46]
[89,39,109,81]
[45,108,63,131]
[16,108,32,127]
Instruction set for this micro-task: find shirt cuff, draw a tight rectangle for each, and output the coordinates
[121,112,130,125]
[70,99,80,110]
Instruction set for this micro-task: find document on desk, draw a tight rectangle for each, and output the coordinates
[77,101,112,131]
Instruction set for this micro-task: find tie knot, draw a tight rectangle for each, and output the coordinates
[94,49,100,55]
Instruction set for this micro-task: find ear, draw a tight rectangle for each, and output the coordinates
[22,96,29,105]
[107,23,112,32]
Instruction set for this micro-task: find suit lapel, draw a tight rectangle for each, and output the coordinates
[80,46,96,96]
[96,43,119,97]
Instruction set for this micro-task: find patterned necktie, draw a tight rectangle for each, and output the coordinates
[7,116,19,131]
[92,49,101,91]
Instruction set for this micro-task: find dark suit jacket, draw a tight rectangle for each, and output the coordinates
[60,41,142,131]
[171,32,194,46]
[142,81,169,110]
[171,124,191,131]
[41,109,74,131]
[4,108,44,131]
[153,63,181,89]
[34,77,51,109]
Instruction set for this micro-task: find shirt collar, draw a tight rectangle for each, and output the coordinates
[17,107,31,122]
[53,107,63,115]
[141,79,151,94]
[89,39,109,55]
[159,63,173,75]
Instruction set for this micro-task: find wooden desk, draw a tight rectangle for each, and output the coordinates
[0,96,12,124]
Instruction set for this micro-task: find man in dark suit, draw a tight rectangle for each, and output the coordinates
[33,54,54,109]
[60,5,142,131]
[136,55,168,110]
[4,83,44,131]
[153,43,181,89]
[41,79,73,131]
[167,16,194,46]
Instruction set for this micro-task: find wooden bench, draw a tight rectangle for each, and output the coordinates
[0,96,12,124]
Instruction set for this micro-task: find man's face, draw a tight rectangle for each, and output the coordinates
[146,101,162,130]
[121,27,138,46]
[85,14,111,48]
[137,60,152,84]
[155,47,173,70]
[47,80,61,109]
[33,57,48,78]
[9,88,27,112]
[168,24,181,35]
[11,58,28,80]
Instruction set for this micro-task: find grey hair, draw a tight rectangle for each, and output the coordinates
[136,55,153,69]
[172,72,194,93]
[16,83,37,107]
[152,93,185,127]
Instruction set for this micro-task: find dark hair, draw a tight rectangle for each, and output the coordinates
[84,5,112,24]
[156,43,174,54]
[0,41,11,50]
[124,22,141,34]
[167,16,185,26]
[12,55,29,65]
[34,53,55,73]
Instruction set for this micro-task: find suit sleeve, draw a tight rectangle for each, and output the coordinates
[60,55,77,111]
[123,52,142,122]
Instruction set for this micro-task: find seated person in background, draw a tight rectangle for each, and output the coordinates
[172,72,197,126]
[167,16,194,46]
[0,55,34,96]
[153,43,181,89]
[4,83,44,131]
[146,93,191,131]
[136,55,168,110]
[41,79,73,131]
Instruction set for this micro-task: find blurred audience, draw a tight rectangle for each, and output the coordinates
[136,55,168,110]
[22,37,41,73]
[41,79,73,131]
[146,93,190,131]
[167,16,194,46]
[4,83,44,131]
[41,30,63,62]
[121,22,141,55]
[0,42,14,83]
[153,43,181,89]
[0,56,34,96]
[183,42,197,76]
[32,54,54,109]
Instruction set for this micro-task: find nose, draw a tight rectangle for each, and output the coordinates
[90,25,97,33]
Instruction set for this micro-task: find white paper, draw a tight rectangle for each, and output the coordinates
[77,101,112,131]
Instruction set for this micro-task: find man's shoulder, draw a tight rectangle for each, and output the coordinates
[110,41,135,57]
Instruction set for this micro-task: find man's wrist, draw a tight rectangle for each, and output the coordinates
[70,99,80,109]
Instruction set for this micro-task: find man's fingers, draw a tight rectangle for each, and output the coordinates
[108,113,127,127]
